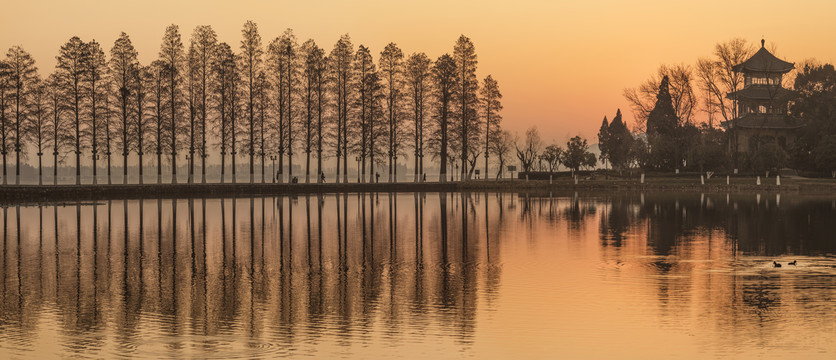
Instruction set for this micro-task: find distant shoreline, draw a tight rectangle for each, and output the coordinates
[2,176,836,203]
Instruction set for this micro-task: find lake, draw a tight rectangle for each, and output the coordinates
[1,191,835,359]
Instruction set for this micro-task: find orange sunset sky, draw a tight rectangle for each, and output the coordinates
[2,0,835,145]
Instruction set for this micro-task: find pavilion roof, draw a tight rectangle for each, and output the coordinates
[722,113,802,130]
[733,42,794,73]
[727,86,794,101]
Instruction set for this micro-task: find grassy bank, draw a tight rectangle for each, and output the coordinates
[1,176,835,203]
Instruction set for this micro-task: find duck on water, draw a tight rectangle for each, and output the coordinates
[773,260,798,268]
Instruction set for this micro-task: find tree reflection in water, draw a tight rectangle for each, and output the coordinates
[1,191,836,357]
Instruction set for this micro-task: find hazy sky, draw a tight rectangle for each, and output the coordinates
[2,0,835,144]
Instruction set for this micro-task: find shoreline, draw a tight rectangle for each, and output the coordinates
[1,177,835,203]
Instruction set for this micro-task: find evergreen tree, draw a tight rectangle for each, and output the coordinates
[789,64,836,172]
[607,109,633,171]
[597,116,609,168]
[645,75,681,170]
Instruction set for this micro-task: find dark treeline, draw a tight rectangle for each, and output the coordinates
[0,22,505,185]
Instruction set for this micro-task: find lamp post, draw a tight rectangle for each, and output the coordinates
[270,155,277,183]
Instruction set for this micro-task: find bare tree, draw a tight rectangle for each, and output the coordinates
[515,127,541,173]
[255,70,269,182]
[5,46,38,184]
[213,42,238,183]
[695,38,755,126]
[267,35,284,182]
[189,25,217,183]
[623,63,697,131]
[405,52,431,182]
[353,45,376,182]
[379,42,404,182]
[491,129,513,179]
[328,34,352,183]
[149,59,168,183]
[102,79,114,184]
[55,37,87,185]
[301,39,320,183]
[239,20,263,183]
[132,64,152,184]
[0,61,10,184]
[314,53,327,183]
[431,54,456,182]
[27,78,47,184]
[45,73,71,184]
[84,40,108,184]
[159,24,185,184]
[110,32,138,184]
[453,35,480,180]
[299,41,327,183]
[186,42,198,183]
[271,30,298,183]
[479,75,502,180]
[541,144,563,172]
[367,70,386,182]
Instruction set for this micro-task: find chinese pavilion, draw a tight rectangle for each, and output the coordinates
[723,39,800,156]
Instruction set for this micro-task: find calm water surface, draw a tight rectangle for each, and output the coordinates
[1,192,836,359]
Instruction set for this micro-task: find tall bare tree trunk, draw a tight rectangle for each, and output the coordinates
[157,151,162,184]
[15,150,19,185]
[139,153,143,185]
[53,152,58,185]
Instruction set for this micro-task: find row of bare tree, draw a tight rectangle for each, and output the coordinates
[0,22,505,185]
